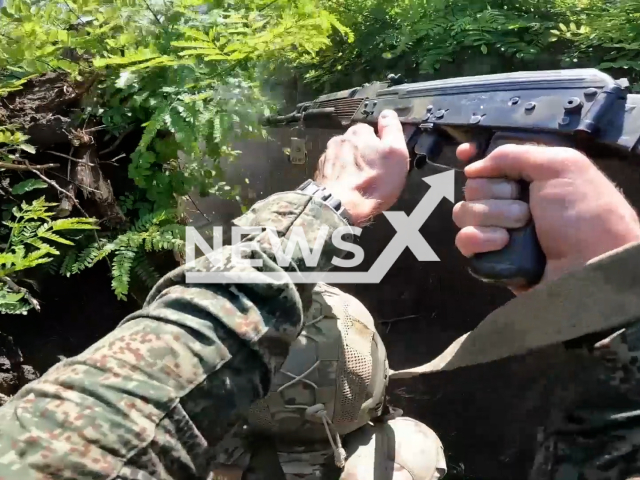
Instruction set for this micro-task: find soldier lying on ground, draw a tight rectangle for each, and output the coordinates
[0,109,638,480]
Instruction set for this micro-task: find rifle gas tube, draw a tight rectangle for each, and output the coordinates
[266,69,640,288]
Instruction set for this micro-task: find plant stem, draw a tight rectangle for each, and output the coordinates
[62,0,85,25]
[0,162,60,171]
[141,0,162,25]
[23,162,89,218]
[24,161,110,269]
[188,194,211,222]
[1,276,40,312]
[98,126,134,155]
[47,170,102,194]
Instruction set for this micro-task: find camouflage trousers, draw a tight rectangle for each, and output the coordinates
[530,323,640,480]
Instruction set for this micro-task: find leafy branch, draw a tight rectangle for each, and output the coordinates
[0,197,98,315]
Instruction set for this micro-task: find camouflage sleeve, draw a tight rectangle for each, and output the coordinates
[530,322,640,480]
[0,192,353,480]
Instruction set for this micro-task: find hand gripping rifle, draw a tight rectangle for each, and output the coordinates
[266,69,640,374]
[266,69,640,290]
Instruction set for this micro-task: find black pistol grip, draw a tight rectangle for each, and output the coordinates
[468,189,545,288]
[468,132,572,288]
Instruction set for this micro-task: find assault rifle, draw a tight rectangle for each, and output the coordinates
[266,69,640,289]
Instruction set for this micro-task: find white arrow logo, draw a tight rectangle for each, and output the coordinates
[185,170,455,284]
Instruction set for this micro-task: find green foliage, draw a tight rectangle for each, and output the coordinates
[0,284,31,315]
[11,179,47,195]
[303,0,640,91]
[0,127,36,163]
[0,193,181,312]
[0,197,98,314]
[0,0,347,312]
[0,0,349,212]
[61,210,185,300]
[546,0,640,85]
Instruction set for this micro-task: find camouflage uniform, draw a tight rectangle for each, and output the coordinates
[531,324,640,480]
[0,192,351,480]
[0,190,637,480]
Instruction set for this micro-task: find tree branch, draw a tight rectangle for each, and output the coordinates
[84,125,107,133]
[379,314,422,324]
[47,170,102,194]
[23,161,91,219]
[24,161,108,267]
[101,153,125,165]
[98,125,134,155]
[1,276,40,312]
[188,194,211,222]
[259,0,279,12]
[46,150,98,166]
[62,0,85,25]
[141,0,162,25]
[0,162,60,171]
[0,184,18,203]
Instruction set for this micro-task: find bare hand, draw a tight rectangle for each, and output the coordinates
[314,110,410,226]
[453,144,640,289]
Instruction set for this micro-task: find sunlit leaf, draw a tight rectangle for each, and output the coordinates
[11,180,47,195]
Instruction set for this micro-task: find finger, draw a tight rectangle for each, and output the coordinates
[456,143,478,163]
[314,153,327,181]
[456,226,510,257]
[317,137,357,179]
[452,199,530,229]
[345,123,376,140]
[377,110,407,151]
[464,144,575,182]
[326,136,356,160]
[326,134,348,150]
[463,178,521,201]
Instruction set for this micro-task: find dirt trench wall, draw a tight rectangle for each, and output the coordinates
[189,128,640,480]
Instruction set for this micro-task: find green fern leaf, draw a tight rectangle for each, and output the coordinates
[93,51,160,68]
[132,253,160,289]
[23,249,53,265]
[112,249,136,300]
[171,40,214,49]
[71,243,102,274]
[38,231,75,245]
[0,253,17,265]
[0,286,29,315]
[47,218,98,232]
[45,254,64,275]
[60,249,78,277]
[26,238,59,256]
[0,290,25,305]
[177,28,210,42]
[135,102,171,154]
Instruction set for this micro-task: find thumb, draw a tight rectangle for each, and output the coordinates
[377,110,406,150]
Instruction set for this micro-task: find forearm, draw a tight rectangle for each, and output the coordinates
[0,192,351,480]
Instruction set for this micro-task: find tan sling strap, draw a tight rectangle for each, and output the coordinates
[390,241,640,379]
